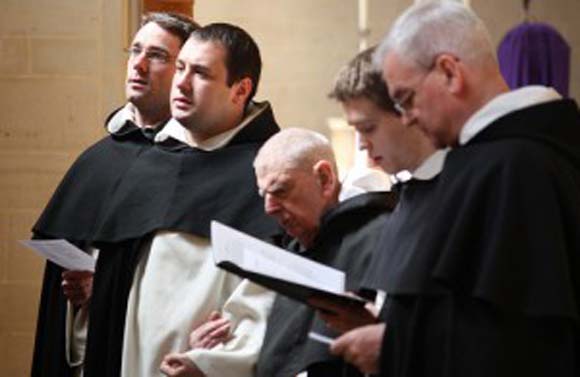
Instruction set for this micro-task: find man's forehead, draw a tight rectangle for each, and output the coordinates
[343,98,379,124]
[133,22,171,43]
[257,165,296,188]
[384,53,422,96]
[179,38,226,63]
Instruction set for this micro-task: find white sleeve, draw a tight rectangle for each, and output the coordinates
[65,302,89,367]
[185,279,275,377]
[64,248,98,368]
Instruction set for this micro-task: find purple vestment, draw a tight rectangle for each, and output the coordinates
[498,22,571,97]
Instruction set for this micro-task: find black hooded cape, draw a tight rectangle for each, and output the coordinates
[256,191,396,377]
[31,110,159,377]
[379,99,580,377]
[82,104,280,377]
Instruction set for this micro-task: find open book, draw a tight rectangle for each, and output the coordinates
[211,221,367,310]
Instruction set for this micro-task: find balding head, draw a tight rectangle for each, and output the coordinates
[254,128,338,177]
[254,128,340,248]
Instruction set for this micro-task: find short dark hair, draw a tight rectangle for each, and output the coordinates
[328,47,397,114]
[191,23,262,104]
[142,12,200,46]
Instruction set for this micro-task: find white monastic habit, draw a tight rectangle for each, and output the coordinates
[121,104,276,377]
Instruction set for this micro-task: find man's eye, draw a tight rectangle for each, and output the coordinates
[269,188,287,198]
[126,46,142,56]
[147,51,169,62]
[361,125,375,134]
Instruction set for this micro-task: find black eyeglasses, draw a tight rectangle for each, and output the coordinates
[392,67,434,116]
[124,46,174,65]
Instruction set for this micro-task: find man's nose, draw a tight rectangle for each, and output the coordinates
[175,71,192,94]
[264,194,281,215]
[357,135,370,151]
[131,52,149,73]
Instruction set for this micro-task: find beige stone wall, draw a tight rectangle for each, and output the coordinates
[195,0,580,152]
[0,0,126,375]
[0,0,578,376]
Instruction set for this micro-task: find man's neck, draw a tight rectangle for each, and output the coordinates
[134,107,170,129]
[185,112,244,147]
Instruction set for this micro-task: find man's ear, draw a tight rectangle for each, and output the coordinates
[231,77,253,106]
[313,160,337,197]
[435,53,464,95]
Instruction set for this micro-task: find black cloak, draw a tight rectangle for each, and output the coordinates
[31,110,159,377]
[379,99,580,377]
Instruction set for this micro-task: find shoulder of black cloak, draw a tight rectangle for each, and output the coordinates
[362,177,440,292]
[320,191,397,231]
[91,102,281,243]
[424,99,580,320]
[32,124,153,242]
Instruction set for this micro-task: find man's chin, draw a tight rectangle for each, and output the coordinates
[126,91,149,105]
[171,112,191,126]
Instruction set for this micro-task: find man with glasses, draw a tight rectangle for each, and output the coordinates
[31,12,197,377]
[332,2,580,376]
[82,23,280,377]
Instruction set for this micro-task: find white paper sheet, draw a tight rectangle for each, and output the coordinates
[20,239,96,272]
[211,221,345,294]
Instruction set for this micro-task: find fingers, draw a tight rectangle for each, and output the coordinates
[364,302,379,317]
[160,353,202,377]
[329,331,349,356]
[314,299,378,333]
[330,324,384,374]
[189,317,232,349]
[202,322,231,348]
[61,272,93,307]
[160,354,185,376]
[207,311,222,321]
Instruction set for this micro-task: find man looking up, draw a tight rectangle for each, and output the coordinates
[31,12,197,377]
[84,23,280,377]
[334,2,580,376]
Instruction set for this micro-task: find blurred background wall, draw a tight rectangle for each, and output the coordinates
[0,0,578,375]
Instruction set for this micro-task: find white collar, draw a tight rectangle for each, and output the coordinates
[106,103,166,134]
[459,86,561,145]
[394,148,448,183]
[339,166,392,202]
[106,103,136,134]
[155,102,267,151]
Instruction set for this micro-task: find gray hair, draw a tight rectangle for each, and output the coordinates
[375,1,495,71]
[254,128,337,174]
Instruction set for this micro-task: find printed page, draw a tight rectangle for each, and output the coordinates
[20,239,96,272]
